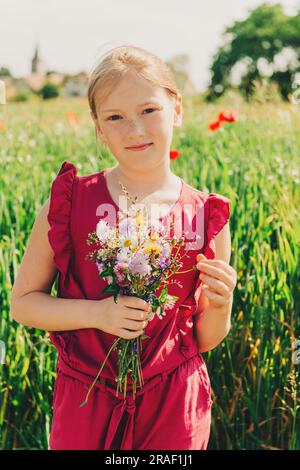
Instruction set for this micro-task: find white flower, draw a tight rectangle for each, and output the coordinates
[96,219,111,243]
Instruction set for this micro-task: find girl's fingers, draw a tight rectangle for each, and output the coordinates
[202,286,225,306]
[198,258,236,278]
[200,274,231,297]
[197,262,236,290]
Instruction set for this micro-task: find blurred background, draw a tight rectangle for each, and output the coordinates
[0,0,299,451]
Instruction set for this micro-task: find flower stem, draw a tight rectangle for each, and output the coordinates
[174,266,197,275]
[79,336,121,408]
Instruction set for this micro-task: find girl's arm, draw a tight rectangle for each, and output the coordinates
[193,222,235,352]
[10,199,103,331]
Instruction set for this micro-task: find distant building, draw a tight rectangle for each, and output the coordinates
[62,71,89,97]
[1,44,90,99]
[24,72,45,92]
[31,43,44,74]
[0,76,31,99]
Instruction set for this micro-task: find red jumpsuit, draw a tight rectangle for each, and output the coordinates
[47,161,230,450]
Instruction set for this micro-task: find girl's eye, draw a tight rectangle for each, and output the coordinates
[143,108,156,114]
[106,108,156,121]
[107,114,121,121]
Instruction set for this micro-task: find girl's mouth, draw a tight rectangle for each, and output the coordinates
[125,143,153,151]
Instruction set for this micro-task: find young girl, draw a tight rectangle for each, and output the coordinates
[11,44,237,450]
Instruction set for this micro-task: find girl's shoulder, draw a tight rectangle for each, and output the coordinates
[50,160,105,187]
[181,178,231,210]
[180,178,231,257]
[47,161,106,276]
[48,161,109,206]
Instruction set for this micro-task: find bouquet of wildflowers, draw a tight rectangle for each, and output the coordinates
[79,203,195,406]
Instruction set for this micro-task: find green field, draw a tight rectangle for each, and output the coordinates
[0,94,299,449]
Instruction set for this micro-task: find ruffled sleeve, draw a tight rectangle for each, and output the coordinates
[192,192,231,315]
[203,192,231,259]
[47,161,77,288]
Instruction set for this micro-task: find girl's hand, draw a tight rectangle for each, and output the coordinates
[90,294,152,339]
[196,254,237,309]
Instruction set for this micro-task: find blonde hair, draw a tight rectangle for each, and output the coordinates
[88,44,181,119]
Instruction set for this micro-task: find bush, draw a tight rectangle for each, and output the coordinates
[9,91,30,102]
[38,82,59,100]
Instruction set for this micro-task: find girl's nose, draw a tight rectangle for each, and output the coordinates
[127,117,143,130]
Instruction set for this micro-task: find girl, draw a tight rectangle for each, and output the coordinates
[10,44,237,450]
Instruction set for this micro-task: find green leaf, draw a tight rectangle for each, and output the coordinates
[161,286,168,296]
[150,296,160,308]
[102,284,118,294]
[99,268,114,278]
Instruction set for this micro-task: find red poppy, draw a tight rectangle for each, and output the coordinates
[208,120,222,131]
[218,110,238,123]
[170,149,180,160]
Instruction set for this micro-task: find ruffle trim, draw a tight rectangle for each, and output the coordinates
[47,161,77,287]
[192,191,230,313]
[203,192,230,259]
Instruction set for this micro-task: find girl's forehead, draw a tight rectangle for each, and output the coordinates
[104,81,166,101]
[96,84,172,113]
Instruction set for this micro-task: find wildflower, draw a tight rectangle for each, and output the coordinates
[144,241,161,257]
[116,250,131,263]
[170,149,180,160]
[164,295,176,310]
[161,242,171,259]
[209,119,222,131]
[96,260,105,272]
[128,251,152,276]
[113,262,130,286]
[218,110,238,123]
[96,219,112,243]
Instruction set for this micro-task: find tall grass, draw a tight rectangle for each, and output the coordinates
[0,95,299,449]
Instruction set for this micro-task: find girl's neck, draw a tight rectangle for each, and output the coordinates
[106,163,178,200]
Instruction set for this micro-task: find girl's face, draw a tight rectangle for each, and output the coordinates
[91,69,182,172]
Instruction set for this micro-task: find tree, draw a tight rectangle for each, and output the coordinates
[0,67,12,77]
[206,3,300,101]
[38,82,59,100]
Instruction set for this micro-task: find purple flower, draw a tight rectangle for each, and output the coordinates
[96,261,105,272]
[146,294,156,303]
[158,256,171,269]
[161,242,171,259]
[128,252,152,277]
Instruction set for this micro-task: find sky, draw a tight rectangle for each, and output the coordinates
[1,0,300,92]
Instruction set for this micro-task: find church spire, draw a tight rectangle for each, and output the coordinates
[31,42,43,74]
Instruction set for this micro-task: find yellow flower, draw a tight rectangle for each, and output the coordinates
[144,241,161,256]
[123,239,132,248]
